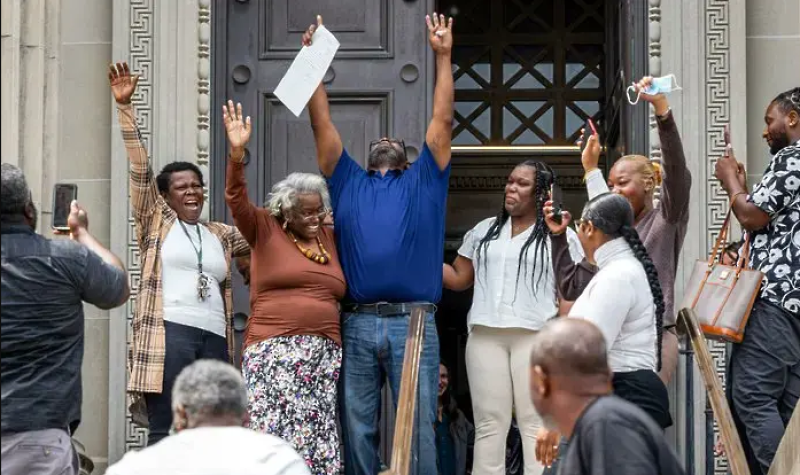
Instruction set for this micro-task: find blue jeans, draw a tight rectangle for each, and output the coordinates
[339,311,439,475]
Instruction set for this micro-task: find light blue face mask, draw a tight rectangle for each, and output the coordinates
[626,74,682,105]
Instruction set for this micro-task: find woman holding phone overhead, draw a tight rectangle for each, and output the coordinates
[547,75,692,386]
[443,161,583,475]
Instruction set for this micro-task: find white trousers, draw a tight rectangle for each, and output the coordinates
[466,325,545,475]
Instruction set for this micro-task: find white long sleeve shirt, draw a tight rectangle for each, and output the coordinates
[105,426,311,475]
[459,217,584,332]
[568,237,657,372]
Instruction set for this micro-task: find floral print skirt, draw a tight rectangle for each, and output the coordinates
[242,335,342,475]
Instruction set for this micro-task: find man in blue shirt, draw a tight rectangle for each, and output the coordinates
[304,13,455,475]
[1,163,130,475]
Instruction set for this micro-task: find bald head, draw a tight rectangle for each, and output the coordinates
[530,318,610,378]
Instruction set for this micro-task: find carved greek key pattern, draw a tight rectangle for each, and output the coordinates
[705,0,731,472]
[125,0,154,452]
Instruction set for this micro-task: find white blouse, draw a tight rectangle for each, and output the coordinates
[459,217,584,332]
[568,237,657,372]
[161,221,228,337]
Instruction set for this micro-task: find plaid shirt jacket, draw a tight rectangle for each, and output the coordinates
[117,104,249,424]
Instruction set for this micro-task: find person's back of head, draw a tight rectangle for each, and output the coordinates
[107,359,312,475]
[0,163,37,228]
[171,359,248,431]
[528,318,612,431]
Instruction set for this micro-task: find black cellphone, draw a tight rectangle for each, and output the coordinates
[550,183,563,225]
[52,183,78,231]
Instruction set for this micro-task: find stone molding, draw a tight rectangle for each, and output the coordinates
[109,0,212,461]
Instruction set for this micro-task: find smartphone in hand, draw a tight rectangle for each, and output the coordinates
[580,118,599,151]
[52,183,78,232]
[550,183,563,225]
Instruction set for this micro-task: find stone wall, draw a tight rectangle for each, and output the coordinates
[745,0,800,180]
[1,0,114,472]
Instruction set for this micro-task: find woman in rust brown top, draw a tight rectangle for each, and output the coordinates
[222,101,346,474]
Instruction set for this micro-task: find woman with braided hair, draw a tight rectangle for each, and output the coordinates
[443,160,583,475]
[547,192,671,430]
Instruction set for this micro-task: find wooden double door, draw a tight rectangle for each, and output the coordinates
[212,0,648,461]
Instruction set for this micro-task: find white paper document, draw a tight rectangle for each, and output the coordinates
[273,25,341,117]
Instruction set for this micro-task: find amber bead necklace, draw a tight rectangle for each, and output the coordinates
[287,230,330,264]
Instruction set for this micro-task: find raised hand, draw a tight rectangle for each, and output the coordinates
[425,12,453,55]
[579,130,601,172]
[632,76,669,115]
[302,15,323,47]
[108,62,139,105]
[54,200,89,238]
[222,100,252,156]
[544,199,572,236]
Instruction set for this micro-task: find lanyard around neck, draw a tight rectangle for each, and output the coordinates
[178,220,203,273]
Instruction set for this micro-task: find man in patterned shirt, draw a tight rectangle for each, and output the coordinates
[715,87,800,475]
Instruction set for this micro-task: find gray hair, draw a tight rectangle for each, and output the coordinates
[171,360,247,421]
[266,172,331,217]
[1,163,32,217]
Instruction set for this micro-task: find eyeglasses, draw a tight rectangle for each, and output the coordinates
[369,138,407,157]
[297,210,328,222]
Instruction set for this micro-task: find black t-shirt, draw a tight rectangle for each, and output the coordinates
[1,224,127,434]
[559,396,685,475]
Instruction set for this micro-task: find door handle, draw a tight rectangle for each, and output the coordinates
[232,64,251,84]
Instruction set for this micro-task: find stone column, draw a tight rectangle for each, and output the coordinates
[2,0,117,471]
[659,0,748,473]
[109,0,212,463]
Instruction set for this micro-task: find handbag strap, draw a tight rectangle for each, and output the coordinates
[707,207,734,266]
[735,232,752,274]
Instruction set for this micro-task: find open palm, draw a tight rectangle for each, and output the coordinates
[108,62,139,105]
[426,13,454,54]
[223,100,252,150]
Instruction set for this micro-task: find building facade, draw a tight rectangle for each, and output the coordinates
[1,0,798,473]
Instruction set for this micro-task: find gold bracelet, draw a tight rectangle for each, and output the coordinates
[582,168,599,183]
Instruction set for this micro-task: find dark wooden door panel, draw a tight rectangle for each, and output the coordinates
[212,0,435,462]
[214,0,433,225]
[262,0,391,58]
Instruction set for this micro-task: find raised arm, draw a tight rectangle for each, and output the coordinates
[424,13,455,171]
[304,16,344,177]
[58,201,130,309]
[223,101,259,246]
[648,88,691,223]
[715,144,780,232]
[109,62,159,230]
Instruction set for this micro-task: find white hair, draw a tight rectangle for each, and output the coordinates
[266,172,331,217]
[171,360,247,421]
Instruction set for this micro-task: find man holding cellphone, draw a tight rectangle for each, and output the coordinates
[1,163,130,475]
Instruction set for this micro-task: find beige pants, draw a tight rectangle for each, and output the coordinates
[466,326,545,475]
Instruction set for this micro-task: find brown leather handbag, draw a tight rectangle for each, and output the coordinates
[679,208,763,343]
